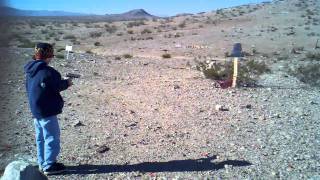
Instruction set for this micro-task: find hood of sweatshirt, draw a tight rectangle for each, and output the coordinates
[24,60,47,77]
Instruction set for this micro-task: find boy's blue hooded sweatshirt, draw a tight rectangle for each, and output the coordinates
[24,60,69,119]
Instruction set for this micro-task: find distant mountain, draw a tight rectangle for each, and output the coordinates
[0,7,158,21]
[0,6,90,16]
[106,9,157,20]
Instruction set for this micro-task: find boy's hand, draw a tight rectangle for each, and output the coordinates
[67,78,73,87]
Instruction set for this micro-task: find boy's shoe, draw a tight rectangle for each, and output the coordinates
[43,162,66,175]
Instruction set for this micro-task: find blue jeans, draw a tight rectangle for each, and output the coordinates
[34,115,60,170]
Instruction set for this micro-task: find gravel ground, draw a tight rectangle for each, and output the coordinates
[0,49,319,179]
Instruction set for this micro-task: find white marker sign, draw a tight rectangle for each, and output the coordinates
[66,45,72,51]
[65,45,73,59]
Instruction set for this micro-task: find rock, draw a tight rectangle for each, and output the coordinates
[174,84,180,89]
[96,145,110,153]
[215,105,229,111]
[1,160,47,180]
[73,121,85,127]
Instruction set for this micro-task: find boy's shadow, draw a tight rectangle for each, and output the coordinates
[63,156,251,175]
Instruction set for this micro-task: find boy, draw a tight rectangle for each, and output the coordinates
[24,43,72,175]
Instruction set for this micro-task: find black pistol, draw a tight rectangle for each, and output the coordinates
[66,73,81,79]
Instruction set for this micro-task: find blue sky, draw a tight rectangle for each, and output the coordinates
[7,0,269,16]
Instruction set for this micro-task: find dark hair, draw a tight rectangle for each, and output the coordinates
[33,43,54,60]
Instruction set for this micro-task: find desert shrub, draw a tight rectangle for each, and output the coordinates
[115,56,121,60]
[18,39,34,48]
[89,31,103,38]
[55,54,64,59]
[162,53,171,58]
[86,50,93,54]
[105,25,117,34]
[178,21,186,28]
[71,22,78,26]
[141,28,152,34]
[94,42,101,46]
[126,20,145,28]
[48,32,55,37]
[123,54,133,59]
[172,27,177,31]
[116,32,123,36]
[305,51,320,60]
[63,34,77,40]
[41,29,48,34]
[57,47,65,52]
[196,59,270,85]
[127,30,134,34]
[289,64,320,86]
[146,37,153,40]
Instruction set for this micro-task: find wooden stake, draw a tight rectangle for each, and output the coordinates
[232,57,239,88]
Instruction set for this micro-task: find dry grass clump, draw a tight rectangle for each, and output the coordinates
[141,28,152,34]
[94,42,101,46]
[63,34,77,40]
[105,25,117,34]
[162,53,172,58]
[305,51,320,60]
[126,20,145,28]
[196,59,270,86]
[123,54,133,59]
[289,64,320,86]
[89,31,103,38]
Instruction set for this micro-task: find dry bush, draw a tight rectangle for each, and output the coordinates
[123,54,133,59]
[196,59,270,86]
[126,20,145,28]
[178,21,186,28]
[63,34,77,40]
[55,53,64,59]
[289,64,320,86]
[141,28,152,34]
[305,51,320,60]
[89,31,103,38]
[127,30,134,34]
[162,53,171,58]
[105,25,117,34]
[94,42,101,46]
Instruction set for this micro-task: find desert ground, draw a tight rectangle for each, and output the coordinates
[0,0,319,179]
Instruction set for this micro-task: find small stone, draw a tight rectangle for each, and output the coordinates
[73,121,84,127]
[215,105,229,111]
[96,145,110,153]
[174,85,180,89]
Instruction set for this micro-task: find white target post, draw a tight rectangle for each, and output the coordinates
[65,45,73,60]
